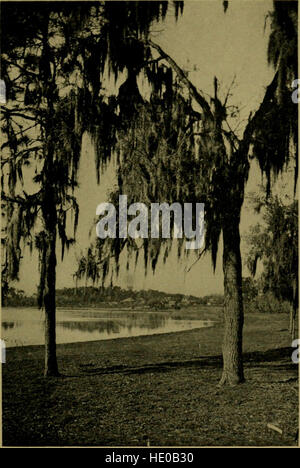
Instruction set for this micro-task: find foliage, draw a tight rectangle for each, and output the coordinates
[243,292,291,315]
[252,1,298,195]
[76,2,298,289]
[246,195,298,305]
[242,277,258,303]
[1,1,182,302]
[1,286,29,307]
[75,70,250,285]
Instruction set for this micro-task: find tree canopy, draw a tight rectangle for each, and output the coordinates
[76,1,298,287]
[1,0,183,290]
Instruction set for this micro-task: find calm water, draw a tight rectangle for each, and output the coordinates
[1,307,214,348]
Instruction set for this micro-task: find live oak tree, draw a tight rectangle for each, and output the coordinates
[76,53,249,385]
[155,0,297,385]
[1,1,182,376]
[76,1,297,385]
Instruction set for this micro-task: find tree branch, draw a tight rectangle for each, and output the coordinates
[185,247,208,273]
[1,192,42,206]
[146,39,214,121]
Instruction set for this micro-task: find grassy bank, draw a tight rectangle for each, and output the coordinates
[2,310,298,447]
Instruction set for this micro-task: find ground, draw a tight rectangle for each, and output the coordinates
[2,309,299,447]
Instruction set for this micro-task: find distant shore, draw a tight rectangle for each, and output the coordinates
[2,286,224,310]
[2,304,222,314]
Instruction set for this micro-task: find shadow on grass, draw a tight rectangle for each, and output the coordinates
[68,346,298,378]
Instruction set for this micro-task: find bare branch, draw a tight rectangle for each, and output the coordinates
[185,247,208,273]
[146,39,213,121]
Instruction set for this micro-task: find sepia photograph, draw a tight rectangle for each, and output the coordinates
[0,0,298,449]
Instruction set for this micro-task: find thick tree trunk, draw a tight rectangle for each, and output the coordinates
[219,218,244,386]
[43,229,59,377]
[42,136,59,376]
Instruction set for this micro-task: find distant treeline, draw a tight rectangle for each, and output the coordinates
[3,285,224,308]
[3,279,292,314]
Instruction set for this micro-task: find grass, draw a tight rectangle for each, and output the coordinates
[2,309,299,447]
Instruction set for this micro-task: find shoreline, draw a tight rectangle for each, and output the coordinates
[3,312,298,446]
[3,323,218,350]
[2,306,222,349]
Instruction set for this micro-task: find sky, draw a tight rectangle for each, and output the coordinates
[14,0,293,298]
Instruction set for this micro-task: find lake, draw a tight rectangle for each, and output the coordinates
[1,307,214,348]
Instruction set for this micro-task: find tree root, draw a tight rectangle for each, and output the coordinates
[218,371,245,387]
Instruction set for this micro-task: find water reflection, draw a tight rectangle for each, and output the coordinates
[60,320,121,334]
[59,313,168,335]
[1,307,214,347]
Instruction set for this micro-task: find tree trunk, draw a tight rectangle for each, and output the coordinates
[219,217,244,385]
[42,135,59,376]
[43,208,59,377]
[39,14,59,377]
[289,279,297,341]
[289,306,296,341]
